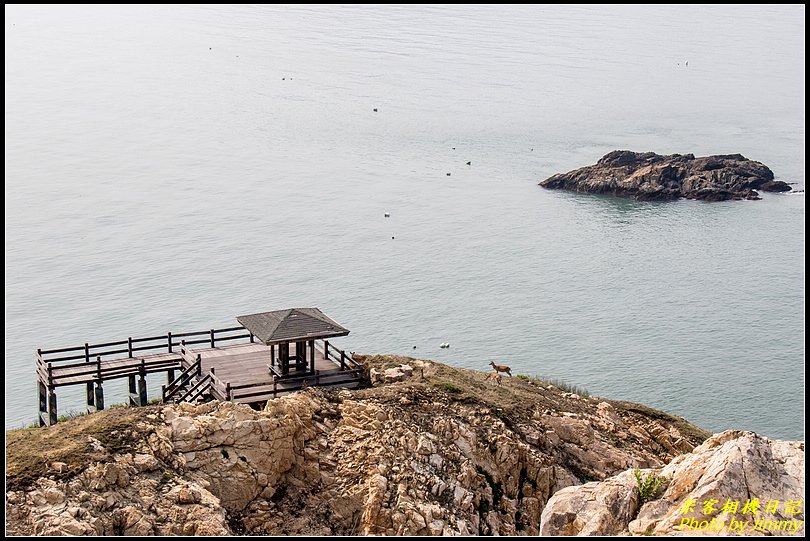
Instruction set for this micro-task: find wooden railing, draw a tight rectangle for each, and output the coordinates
[320,340,362,370]
[37,325,253,365]
[226,367,364,403]
[161,352,202,402]
[37,353,181,388]
[36,325,254,387]
[177,373,212,403]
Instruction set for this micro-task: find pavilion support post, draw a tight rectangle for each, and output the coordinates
[271,345,275,367]
[38,381,48,427]
[95,382,105,411]
[167,369,175,384]
[48,388,57,426]
[281,343,289,376]
[86,382,96,412]
[309,340,315,373]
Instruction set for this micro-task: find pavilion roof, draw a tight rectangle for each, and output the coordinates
[236,308,349,345]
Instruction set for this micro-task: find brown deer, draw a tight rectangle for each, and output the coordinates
[485,372,502,385]
[489,361,512,377]
[46,461,67,474]
[350,352,369,363]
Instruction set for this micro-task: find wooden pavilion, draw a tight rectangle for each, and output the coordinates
[236,308,350,377]
[35,308,363,425]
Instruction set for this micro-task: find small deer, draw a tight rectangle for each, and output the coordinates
[485,372,502,385]
[46,461,67,474]
[489,361,512,377]
[350,352,369,363]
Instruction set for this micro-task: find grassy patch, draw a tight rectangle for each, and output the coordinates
[434,382,463,394]
[544,378,590,397]
[5,406,161,491]
[612,401,710,443]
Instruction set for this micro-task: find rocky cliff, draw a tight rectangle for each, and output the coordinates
[5,356,798,536]
[540,151,792,201]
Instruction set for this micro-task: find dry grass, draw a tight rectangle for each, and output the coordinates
[359,355,710,442]
[6,406,161,491]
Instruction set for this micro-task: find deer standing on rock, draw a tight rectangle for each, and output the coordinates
[485,372,502,385]
[489,361,512,377]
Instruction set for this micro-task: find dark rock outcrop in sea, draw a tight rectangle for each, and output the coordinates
[540,151,792,201]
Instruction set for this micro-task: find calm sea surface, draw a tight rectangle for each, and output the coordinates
[5,5,804,438]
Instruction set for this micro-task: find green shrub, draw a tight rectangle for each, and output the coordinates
[546,378,590,397]
[437,383,463,394]
[634,466,663,503]
[515,374,530,380]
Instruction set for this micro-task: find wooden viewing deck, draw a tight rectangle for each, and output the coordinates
[36,324,363,426]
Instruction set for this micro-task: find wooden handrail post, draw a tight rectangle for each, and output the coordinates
[167,332,173,353]
[128,375,137,406]
[249,333,254,343]
[324,340,329,360]
[48,389,57,426]
[95,382,104,411]
[225,382,232,401]
[96,356,102,382]
[84,342,90,363]
[38,381,47,427]
[340,350,346,370]
[196,354,202,375]
[138,369,147,406]
[86,381,95,411]
[210,329,215,348]
[127,337,133,358]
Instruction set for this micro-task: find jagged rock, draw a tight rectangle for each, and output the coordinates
[383,366,408,383]
[628,499,670,535]
[538,430,805,536]
[370,362,423,385]
[539,470,639,535]
[170,485,202,505]
[133,453,159,472]
[540,150,790,201]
